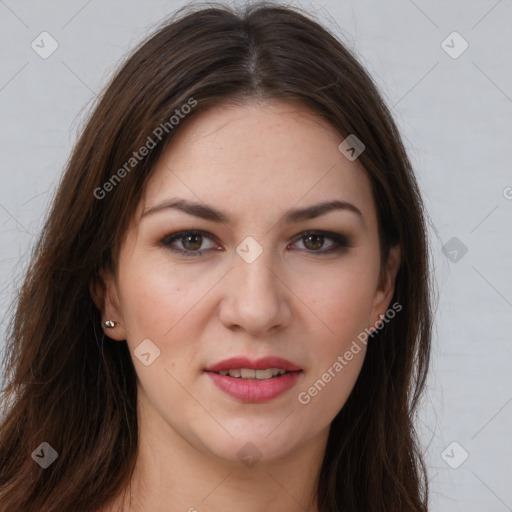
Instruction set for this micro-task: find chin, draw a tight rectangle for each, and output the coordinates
[199,429,298,466]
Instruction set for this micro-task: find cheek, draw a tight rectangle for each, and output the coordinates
[297,346,366,422]
[293,260,376,411]
[116,260,213,418]
[295,276,371,416]
[117,256,221,355]
[302,261,378,347]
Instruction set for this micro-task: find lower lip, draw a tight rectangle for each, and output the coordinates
[205,371,303,403]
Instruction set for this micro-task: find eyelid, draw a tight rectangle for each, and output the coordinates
[160,230,220,254]
[160,229,351,256]
[290,231,351,253]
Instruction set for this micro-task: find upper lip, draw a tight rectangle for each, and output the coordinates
[204,356,302,373]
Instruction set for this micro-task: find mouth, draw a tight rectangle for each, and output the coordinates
[203,356,304,403]
[209,367,297,380]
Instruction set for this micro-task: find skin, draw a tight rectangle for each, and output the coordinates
[94,98,401,512]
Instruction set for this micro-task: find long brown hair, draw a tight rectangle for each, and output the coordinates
[0,2,434,510]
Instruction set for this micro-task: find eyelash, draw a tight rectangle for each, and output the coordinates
[160,230,351,257]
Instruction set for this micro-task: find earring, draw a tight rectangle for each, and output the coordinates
[104,320,116,328]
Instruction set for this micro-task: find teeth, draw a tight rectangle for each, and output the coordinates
[241,368,255,379]
[217,368,287,380]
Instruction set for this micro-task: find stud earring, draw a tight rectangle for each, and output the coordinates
[103,320,116,328]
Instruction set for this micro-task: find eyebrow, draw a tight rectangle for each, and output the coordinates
[141,198,365,227]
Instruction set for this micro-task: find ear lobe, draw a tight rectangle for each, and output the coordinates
[369,244,401,329]
[89,268,127,341]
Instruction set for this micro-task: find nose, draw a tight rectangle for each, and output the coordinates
[219,248,292,336]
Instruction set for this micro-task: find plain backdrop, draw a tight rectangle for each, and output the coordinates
[1,0,511,510]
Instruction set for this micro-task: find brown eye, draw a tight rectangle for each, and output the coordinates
[161,230,349,257]
[161,230,218,256]
[303,233,324,251]
[181,233,203,251]
[291,231,350,255]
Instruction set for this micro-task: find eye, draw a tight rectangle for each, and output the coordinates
[290,231,350,255]
[160,229,351,257]
[160,230,220,257]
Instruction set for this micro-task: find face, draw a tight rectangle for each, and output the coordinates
[98,99,400,466]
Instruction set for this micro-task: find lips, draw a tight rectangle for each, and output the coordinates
[204,356,303,403]
[204,356,302,373]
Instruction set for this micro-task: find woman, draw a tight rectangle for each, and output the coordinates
[0,2,434,511]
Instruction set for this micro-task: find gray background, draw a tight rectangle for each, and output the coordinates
[1,0,511,510]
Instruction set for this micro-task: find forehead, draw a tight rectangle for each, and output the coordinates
[140,99,377,230]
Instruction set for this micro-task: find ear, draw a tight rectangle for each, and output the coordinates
[368,244,401,332]
[89,267,127,341]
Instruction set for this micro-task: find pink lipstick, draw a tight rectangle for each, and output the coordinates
[204,356,303,403]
